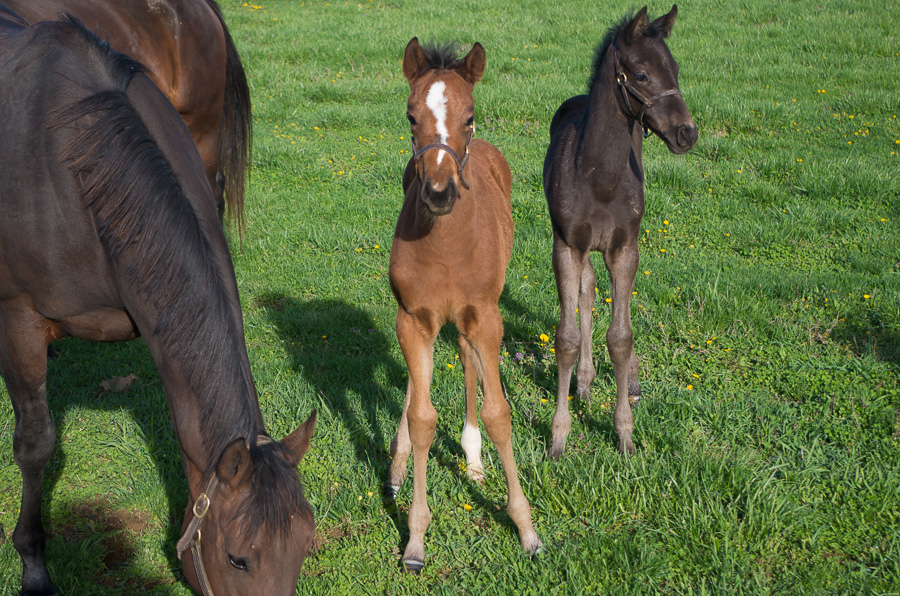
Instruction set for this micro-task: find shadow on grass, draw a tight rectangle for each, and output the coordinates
[257,294,563,561]
[2,337,190,592]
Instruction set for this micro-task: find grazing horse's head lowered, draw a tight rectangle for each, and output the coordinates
[0,14,313,596]
[403,37,485,215]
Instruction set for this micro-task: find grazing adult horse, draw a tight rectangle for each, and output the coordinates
[5,0,252,229]
[543,6,698,458]
[387,38,542,573]
[0,14,313,596]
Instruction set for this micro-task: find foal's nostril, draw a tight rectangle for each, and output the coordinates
[678,125,698,148]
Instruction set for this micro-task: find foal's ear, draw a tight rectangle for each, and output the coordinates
[459,42,486,85]
[282,409,317,467]
[403,37,427,84]
[624,6,649,45]
[216,438,253,489]
[651,5,678,38]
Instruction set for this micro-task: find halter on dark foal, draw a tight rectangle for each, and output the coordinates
[613,39,683,137]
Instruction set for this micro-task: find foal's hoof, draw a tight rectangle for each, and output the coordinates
[384,484,401,499]
[548,439,566,460]
[618,438,636,455]
[402,559,425,575]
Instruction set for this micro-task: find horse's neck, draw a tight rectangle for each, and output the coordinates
[580,51,643,180]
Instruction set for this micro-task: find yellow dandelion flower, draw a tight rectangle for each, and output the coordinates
[539,333,550,343]
[463,503,473,510]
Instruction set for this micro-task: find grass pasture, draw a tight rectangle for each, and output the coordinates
[1,0,899,593]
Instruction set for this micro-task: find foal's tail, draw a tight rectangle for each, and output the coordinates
[206,0,252,237]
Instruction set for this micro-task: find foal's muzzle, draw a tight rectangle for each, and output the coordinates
[419,177,459,215]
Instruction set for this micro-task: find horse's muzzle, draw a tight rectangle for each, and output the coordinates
[668,123,698,154]
[420,178,459,215]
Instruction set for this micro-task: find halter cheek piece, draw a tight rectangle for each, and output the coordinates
[613,39,682,138]
[176,436,273,596]
[411,125,474,190]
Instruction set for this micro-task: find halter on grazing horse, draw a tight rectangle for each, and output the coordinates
[543,6,698,458]
[5,0,252,231]
[387,38,542,574]
[0,13,312,596]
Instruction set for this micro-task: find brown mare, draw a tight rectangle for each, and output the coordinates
[0,13,312,596]
[543,6,698,457]
[5,0,252,228]
[387,38,542,573]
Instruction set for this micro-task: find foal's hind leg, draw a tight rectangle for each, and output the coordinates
[457,334,484,482]
[465,308,542,555]
[603,241,640,454]
[549,233,590,459]
[0,309,59,596]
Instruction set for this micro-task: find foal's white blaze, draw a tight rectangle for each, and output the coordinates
[460,418,484,480]
[425,81,449,165]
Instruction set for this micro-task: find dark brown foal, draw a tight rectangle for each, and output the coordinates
[387,37,542,573]
[543,6,698,458]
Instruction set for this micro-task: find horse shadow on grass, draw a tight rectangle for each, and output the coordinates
[259,294,567,556]
[1,337,191,592]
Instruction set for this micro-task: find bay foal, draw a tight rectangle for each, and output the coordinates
[544,6,698,458]
[387,38,542,573]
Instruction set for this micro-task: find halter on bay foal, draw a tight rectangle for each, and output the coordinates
[543,6,698,457]
[387,38,542,573]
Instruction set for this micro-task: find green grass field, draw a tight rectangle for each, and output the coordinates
[2,0,899,593]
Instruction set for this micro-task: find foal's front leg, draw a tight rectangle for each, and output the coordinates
[550,233,589,459]
[603,241,640,454]
[0,310,59,596]
[392,308,438,573]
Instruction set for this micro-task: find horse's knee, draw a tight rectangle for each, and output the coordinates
[555,325,580,359]
[606,324,633,362]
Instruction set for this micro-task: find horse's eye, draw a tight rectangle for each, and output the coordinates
[228,554,248,572]
[407,114,417,126]
[465,116,474,127]
[634,71,649,83]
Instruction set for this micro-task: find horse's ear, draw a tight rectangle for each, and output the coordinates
[459,42,486,85]
[282,409,317,467]
[651,5,678,38]
[403,37,426,84]
[624,6,649,45]
[216,438,252,489]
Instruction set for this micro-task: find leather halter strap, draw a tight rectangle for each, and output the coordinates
[175,435,273,596]
[177,474,219,596]
[613,39,682,137]
[411,126,474,190]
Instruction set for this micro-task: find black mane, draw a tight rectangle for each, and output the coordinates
[46,19,258,461]
[414,40,464,75]
[587,10,669,92]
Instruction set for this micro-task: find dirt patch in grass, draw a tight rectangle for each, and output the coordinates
[48,495,173,590]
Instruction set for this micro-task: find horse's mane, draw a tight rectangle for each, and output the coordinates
[43,17,307,538]
[413,40,465,75]
[587,11,669,92]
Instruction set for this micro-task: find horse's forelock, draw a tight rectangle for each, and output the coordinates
[236,443,310,541]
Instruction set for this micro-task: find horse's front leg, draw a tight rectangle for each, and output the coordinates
[465,308,542,555]
[0,308,58,596]
[603,240,640,454]
[550,232,589,459]
[393,308,438,574]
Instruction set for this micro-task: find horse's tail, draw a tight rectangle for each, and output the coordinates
[206,0,251,237]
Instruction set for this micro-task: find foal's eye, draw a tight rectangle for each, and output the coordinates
[406,114,417,126]
[634,71,649,83]
[228,554,248,572]
[465,116,474,127]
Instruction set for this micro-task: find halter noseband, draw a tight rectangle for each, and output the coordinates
[613,39,682,138]
[411,126,474,190]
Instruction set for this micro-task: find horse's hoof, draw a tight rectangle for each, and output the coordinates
[548,441,565,460]
[402,559,424,575]
[618,439,636,455]
[384,484,401,499]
